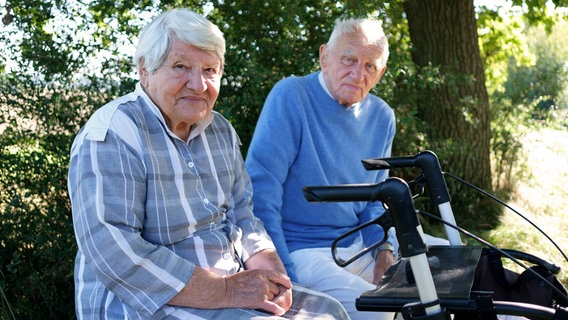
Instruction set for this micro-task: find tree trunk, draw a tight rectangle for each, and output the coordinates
[404,0,491,211]
[403,0,493,225]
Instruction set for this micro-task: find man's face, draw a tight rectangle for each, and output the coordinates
[319,32,386,106]
[140,37,222,138]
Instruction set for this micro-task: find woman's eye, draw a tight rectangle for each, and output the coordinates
[171,64,187,74]
[204,67,220,78]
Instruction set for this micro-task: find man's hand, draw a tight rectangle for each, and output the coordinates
[372,249,395,285]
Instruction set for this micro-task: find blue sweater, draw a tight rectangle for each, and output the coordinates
[245,71,396,280]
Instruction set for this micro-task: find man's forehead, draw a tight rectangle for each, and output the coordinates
[336,41,383,60]
[336,31,381,47]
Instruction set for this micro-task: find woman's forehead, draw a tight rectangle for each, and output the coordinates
[165,40,221,64]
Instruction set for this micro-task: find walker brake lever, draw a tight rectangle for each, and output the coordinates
[331,212,393,267]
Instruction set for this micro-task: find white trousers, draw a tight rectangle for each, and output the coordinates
[290,238,395,320]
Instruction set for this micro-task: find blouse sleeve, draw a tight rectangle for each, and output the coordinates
[69,119,193,317]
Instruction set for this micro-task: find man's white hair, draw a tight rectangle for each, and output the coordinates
[327,17,389,66]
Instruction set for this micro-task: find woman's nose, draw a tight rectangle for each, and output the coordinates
[185,69,207,92]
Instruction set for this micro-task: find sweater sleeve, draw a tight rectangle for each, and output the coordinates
[359,105,398,252]
[245,79,303,281]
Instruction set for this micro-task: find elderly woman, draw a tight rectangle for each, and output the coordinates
[68,8,348,320]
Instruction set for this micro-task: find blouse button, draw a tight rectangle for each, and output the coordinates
[187,162,194,168]
[223,253,231,260]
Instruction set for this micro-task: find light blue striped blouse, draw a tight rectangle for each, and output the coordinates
[68,83,274,319]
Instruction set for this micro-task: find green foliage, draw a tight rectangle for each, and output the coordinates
[477,8,530,196]
[0,69,131,318]
[477,8,534,95]
[0,138,74,319]
[500,19,568,122]
[480,10,568,199]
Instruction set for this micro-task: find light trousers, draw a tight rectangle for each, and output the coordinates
[290,238,396,320]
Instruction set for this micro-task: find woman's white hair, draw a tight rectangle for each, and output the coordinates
[327,17,389,66]
[133,8,226,73]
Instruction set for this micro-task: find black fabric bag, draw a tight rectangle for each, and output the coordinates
[454,248,568,320]
[471,248,568,308]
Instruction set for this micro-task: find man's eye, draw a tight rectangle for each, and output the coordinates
[366,64,378,73]
[341,57,357,66]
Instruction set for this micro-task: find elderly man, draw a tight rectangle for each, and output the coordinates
[246,17,397,320]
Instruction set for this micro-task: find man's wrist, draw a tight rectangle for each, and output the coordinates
[372,243,395,259]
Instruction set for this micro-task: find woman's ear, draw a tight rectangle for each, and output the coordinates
[139,59,149,86]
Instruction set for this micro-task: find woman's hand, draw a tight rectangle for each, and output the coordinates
[244,249,293,314]
[224,269,292,316]
[271,284,293,315]
[168,249,293,316]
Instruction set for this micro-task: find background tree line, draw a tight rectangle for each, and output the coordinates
[1,0,567,318]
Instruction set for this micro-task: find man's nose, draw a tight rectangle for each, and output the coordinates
[350,64,365,82]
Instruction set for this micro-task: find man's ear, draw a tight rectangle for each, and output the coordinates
[319,44,327,69]
[375,64,387,84]
[378,65,387,79]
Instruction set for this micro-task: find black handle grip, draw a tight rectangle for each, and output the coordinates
[362,150,451,205]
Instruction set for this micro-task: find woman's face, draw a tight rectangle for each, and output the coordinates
[140,37,222,140]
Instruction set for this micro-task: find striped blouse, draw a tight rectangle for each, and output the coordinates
[68,83,274,319]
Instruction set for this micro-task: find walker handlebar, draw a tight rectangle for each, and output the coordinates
[303,178,427,260]
[491,301,567,320]
[362,150,451,205]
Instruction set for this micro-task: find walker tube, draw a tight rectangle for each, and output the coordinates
[409,254,443,315]
[438,202,462,245]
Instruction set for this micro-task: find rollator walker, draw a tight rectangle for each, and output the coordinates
[303,150,568,320]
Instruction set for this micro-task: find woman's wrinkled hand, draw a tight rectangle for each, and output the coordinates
[224,269,292,316]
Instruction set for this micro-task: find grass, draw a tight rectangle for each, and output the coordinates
[485,128,568,287]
